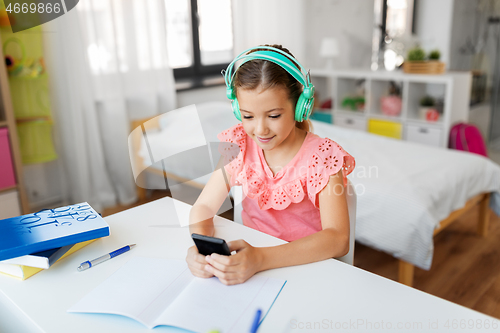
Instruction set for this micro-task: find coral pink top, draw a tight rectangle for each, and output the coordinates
[217,123,355,242]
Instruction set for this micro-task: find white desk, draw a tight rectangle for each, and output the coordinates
[0,197,498,333]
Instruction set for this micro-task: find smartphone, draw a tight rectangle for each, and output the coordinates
[191,233,231,256]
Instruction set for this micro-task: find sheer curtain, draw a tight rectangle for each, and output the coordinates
[42,0,177,211]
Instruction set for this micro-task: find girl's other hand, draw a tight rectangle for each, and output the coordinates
[186,245,215,279]
[204,240,263,285]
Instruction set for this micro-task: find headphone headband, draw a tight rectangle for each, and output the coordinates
[229,51,307,87]
[223,46,315,122]
[224,46,312,88]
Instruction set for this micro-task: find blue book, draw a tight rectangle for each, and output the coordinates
[0,244,74,269]
[0,202,110,261]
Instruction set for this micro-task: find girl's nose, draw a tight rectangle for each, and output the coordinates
[255,118,269,136]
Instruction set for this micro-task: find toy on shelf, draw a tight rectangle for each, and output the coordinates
[341,79,365,111]
[341,96,365,111]
[4,37,25,76]
[320,98,332,109]
[3,37,45,78]
[380,81,402,116]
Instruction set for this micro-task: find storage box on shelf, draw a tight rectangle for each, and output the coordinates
[0,128,16,190]
[0,128,24,220]
[334,111,366,131]
[368,119,402,140]
[0,127,22,217]
[310,69,471,148]
[310,109,333,124]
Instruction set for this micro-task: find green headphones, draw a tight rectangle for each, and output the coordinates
[223,46,315,122]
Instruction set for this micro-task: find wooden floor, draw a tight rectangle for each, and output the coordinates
[102,190,173,217]
[103,190,500,320]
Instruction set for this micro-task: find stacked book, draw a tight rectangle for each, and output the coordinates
[0,202,110,280]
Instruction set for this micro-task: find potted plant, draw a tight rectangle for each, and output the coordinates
[419,96,439,122]
[428,49,441,61]
[407,47,426,61]
[403,47,445,74]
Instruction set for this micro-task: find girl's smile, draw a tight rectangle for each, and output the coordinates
[257,136,275,143]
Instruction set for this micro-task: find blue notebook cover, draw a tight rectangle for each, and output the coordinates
[0,244,74,268]
[0,202,110,261]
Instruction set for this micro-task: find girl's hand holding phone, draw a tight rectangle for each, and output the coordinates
[204,239,264,286]
[186,245,215,279]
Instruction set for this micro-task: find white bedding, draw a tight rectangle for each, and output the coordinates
[138,102,500,270]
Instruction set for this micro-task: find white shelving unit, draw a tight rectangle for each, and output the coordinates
[310,69,472,148]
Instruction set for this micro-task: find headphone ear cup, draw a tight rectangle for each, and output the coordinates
[226,87,236,100]
[304,97,314,121]
[232,98,242,121]
[295,93,307,122]
[295,93,314,122]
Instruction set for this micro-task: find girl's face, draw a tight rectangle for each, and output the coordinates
[237,85,297,151]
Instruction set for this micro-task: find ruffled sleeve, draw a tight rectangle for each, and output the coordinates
[306,138,355,208]
[217,123,247,187]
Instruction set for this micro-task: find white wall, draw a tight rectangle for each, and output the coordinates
[414,0,454,67]
[303,0,374,69]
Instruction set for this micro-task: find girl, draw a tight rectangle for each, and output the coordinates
[186,45,355,285]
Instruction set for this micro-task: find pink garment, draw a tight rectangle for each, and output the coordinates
[217,123,355,242]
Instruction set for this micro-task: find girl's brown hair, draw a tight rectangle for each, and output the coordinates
[233,44,313,133]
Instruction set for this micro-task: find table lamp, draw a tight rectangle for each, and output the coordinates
[319,37,339,69]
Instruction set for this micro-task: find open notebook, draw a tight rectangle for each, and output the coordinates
[68,257,286,332]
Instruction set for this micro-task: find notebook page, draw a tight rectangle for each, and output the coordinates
[157,274,286,333]
[68,257,192,328]
[69,257,286,331]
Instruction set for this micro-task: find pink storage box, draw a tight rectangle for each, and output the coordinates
[0,128,16,190]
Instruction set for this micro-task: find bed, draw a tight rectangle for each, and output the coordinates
[129,101,500,286]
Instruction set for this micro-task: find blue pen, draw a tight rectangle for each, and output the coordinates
[250,309,262,333]
[77,244,136,271]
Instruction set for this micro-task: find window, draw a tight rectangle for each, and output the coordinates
[385,0,413,39]
[165,0,234,79]
[78,0,233,80]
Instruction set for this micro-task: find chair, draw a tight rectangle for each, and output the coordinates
[231,179,357,265]
[231,186,244,225]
